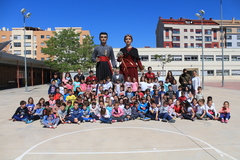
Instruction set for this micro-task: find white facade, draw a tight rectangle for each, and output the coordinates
[113,48,240,80]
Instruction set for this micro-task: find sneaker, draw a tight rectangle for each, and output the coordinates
[168,119,176,123]
[77,121,81,125]
[53,124,57,128]
[22,119,27,122]
[221,119,224,123]
[93,119,96,122]
[82,120,85,123]
[12,118,16,122]
[107,121,112,124]
[158,118,161,121]
[191,118,196,121]
[162,119,167,122]
[90,119,93,123]
[26,120,33,124]
[143,117,151,121]
[136,117,141,120]
[49,126,55,129]
[66,120,71,124]
[225,119,228,123]
[111,120,117,123]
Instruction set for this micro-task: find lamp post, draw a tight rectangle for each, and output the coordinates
[21,8,31,92]
[220,0,224,87]
[195,10,205,90]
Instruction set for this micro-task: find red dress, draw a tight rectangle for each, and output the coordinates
[117,47,143,82]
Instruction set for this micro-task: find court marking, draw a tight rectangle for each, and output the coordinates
[15,127,237,160]
[28,147,212,155]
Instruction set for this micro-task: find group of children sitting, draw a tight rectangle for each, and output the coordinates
[9,74,231,129]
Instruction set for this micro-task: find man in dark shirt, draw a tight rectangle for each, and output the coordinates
[179,68,191,88]
[74,68,85,81]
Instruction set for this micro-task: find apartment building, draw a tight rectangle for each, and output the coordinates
[113,48,240,80]
[0,27,90,61]
[214,18,240,48]
[156,17,221,48]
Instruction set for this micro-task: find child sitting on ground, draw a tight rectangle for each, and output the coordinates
[42,108,59,129]
[205,100,218,120]
[123,103,132,121]
[10,100,31,123]
[195,99,207,120]
[159,102,175,123]
[138,97,149,120]
[58,103,67,124]
[66,101,82,124]
[111,102,124,122]
[100,108,112,124]
[147,102,159,121]
[81,104,93,123]
[219,101,231,123]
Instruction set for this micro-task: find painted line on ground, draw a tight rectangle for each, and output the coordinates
[27,147,213,155]
[15,127,237,160]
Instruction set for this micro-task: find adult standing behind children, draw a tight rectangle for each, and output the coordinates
[117,34,143,82]
[192,70,201,96]
[92,32,116,81]
[179,68,191,88]
[74,68,85,82]
[112,69,124,84]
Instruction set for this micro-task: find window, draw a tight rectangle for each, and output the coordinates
[190,29,194,32]
[216,55,229,61]
[25,50,31,55]
[41,58,45,61]
[34,50,36,56]
[216,70,229,76]
[41,35,45,39]
[151,55,157,61]
[232,55,240,61]
[166,43,169,46]
[41,42,45,46]
[232,70,240,76]
[214,44,217,48]
[190,43,194,48]
[205,36,212,42]
[195,29,202,34]
[140,55,149,61]
[237,42,240,47]
[14,42,21,47]
[237,35,240,40]
[171,70,182,76]
[171,55,182,61]
[184,36,188,39]
[200,55,214,61]
[25,42,31,47]
[165,29,169,32]
[34,35,36,41]
[196,43,202,48]
[46,35,50,38]
[184,43,188,48]
[25,35,31,39]
[166,36,169,39]
[205,44,212,48]
[184,55,198,61]
[214,37,217,40]
[220,43,224,47]
[205,29,211,35]
[226,29,232,33]
[184,29,187,32]
[41,50,44,53]
[173,43,180,48]
[1,35,6,39]
[226,35,232,40]
[172,29,180,34]
[226,42,232,47]
[172,36,180,41]
[206,70,214,76]
[237,29,240,33]
[82,35,86,38]
[190,36,194,39]
[196,36,202,41]
[10,36,12,40]
[14,50,21,55]
[14,35,21,40]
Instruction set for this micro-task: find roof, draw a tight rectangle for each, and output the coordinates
[159,17,219,25]
[0,51,50,69]
[0,41,11,51]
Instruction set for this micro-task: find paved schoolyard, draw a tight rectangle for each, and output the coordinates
[0,84,239,160]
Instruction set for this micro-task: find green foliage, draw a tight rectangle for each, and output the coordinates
[42,28,95,72]
[154,54,172,70]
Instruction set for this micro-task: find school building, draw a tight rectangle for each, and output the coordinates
[113,47,240,81]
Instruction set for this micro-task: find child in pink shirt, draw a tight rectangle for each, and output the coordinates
[219,101,231,123]
[80,79,87,92]
[131,77,138,93]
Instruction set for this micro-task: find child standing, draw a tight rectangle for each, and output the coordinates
[131,77,138,95]
[48,81,56,95]
[195,86,204,100]
[80,79,87,92]
[219,101,231,123]
[42,108,59,129]
[73,77,80,95]
[66,90,76,105]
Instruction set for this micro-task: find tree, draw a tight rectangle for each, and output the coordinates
[42,28,95,72]
[154,54,172,70]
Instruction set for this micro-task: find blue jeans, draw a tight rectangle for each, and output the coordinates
[100,117,112,123]
[42,118,60,127]
[206,112,214,119]
[158,113,172,121]
[219,113,230,120]
[66,116,83,122]
[13,115,29,121]
[139,112,146,118]
[82,117,92,122]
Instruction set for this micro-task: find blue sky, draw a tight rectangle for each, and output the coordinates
[0,0,239,48]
